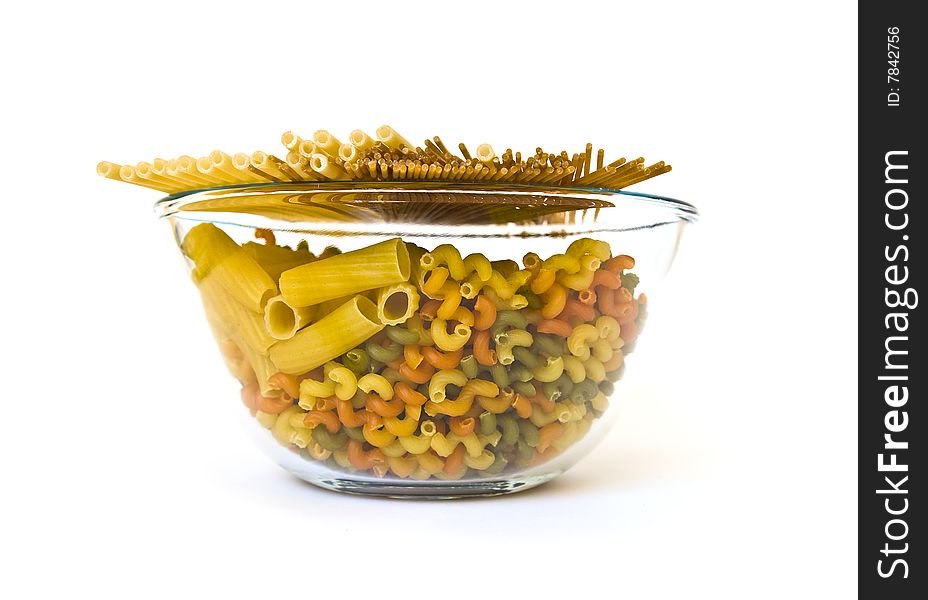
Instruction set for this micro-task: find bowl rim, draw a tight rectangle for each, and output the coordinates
[156,181,697,219]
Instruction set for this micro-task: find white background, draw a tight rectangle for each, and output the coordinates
[1,1,857,598]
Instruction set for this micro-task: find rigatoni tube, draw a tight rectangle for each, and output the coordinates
[279,238,411,307]
[264,295,316,340]
[182,223,277,311]
[269,295,384,374]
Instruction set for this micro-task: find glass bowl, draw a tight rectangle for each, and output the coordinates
[155,182,697,498]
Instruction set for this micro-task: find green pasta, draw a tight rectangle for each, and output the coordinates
[569,379,599,405]
[533,334,566,358]
[498,414,520,447]
[343,348,370,374]
[459,354,479,379]
[489,364,510,388]
[518,420,540,447]
[343,426,365,442]
[478,412,498,436]
[312,427,348,451]
[385,325,420,345]
[511,347,539,369]
[511,381,536,397]
[366,339,403,363]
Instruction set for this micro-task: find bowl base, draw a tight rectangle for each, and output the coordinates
[291,471,562,499]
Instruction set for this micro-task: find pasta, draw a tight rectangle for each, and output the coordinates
[270,296,384,373]
[280,238,410,307]
[164,223,645,479]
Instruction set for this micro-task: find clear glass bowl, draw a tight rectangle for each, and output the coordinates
[156,182,697,498]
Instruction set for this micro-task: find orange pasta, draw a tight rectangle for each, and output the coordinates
[604,255,635,273]
[529,392,556,414]
[337,399,372,427]
[578,289,597,306]
[449,415,476,436]
[366,393,405,418]
[303,410,341,433]
[268,372,300,399]
[347,440,385,469]
[315,396,338,411]
[398,361,436,384]
[254,228,276,245]
[394,381,428,406]
[541,283,568,319]
[256,392,293,415]
[443,444,466,474]
[618,300,639,324]
[419,299,442,322]
[620,319,639,344]
[404,344,424,369]
[511,393,533,418]
[598,288,621,318]
[530,268,557,294]
[616,287,633,303]
[535,422,565,453]
[591,269,621,289]
[472,329,497,366]
[474,295,497,330]
[559,298,597,322]
[421,346,464,369]
[537,319,573,337]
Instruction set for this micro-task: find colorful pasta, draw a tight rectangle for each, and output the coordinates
[179,230,644,479]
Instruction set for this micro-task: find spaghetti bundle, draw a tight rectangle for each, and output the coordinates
[98,125,671,194]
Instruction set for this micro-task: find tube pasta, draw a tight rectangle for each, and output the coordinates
[270,296,384,374]
[199,275,275,355]
[183,223,277,311]
[376,283,419,326]
[280,238,410,307]
[263,295,315,341]
[164,227,646,479]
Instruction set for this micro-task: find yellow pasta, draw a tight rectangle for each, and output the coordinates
[376,283,419,326]
[583,357,606,382]
[263,295,315,341]
[348,129,376,151]
[327,366,358,401]
[463,449,496,470]
[595,315,622,342]
[375,125,412,151]
[362,424,396,448]
[561,355,587,384]
[280,238,410,307]
[567,324,599,360]
[182,223,277,311]
[398,421,437,454]
[420,244,466,281]
[533,356,565,383]
[199,275,275,355]
[566,238,612,260]
[270,295,384,374]
[427,369,468,403]
[591,391,609,412]
[463,253,493,282]
[357,373,394,400]
[495,329,533,365]
[424,378,498,417]
[430,319,472,352]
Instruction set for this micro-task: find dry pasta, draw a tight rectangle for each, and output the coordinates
[153,221,646,478]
